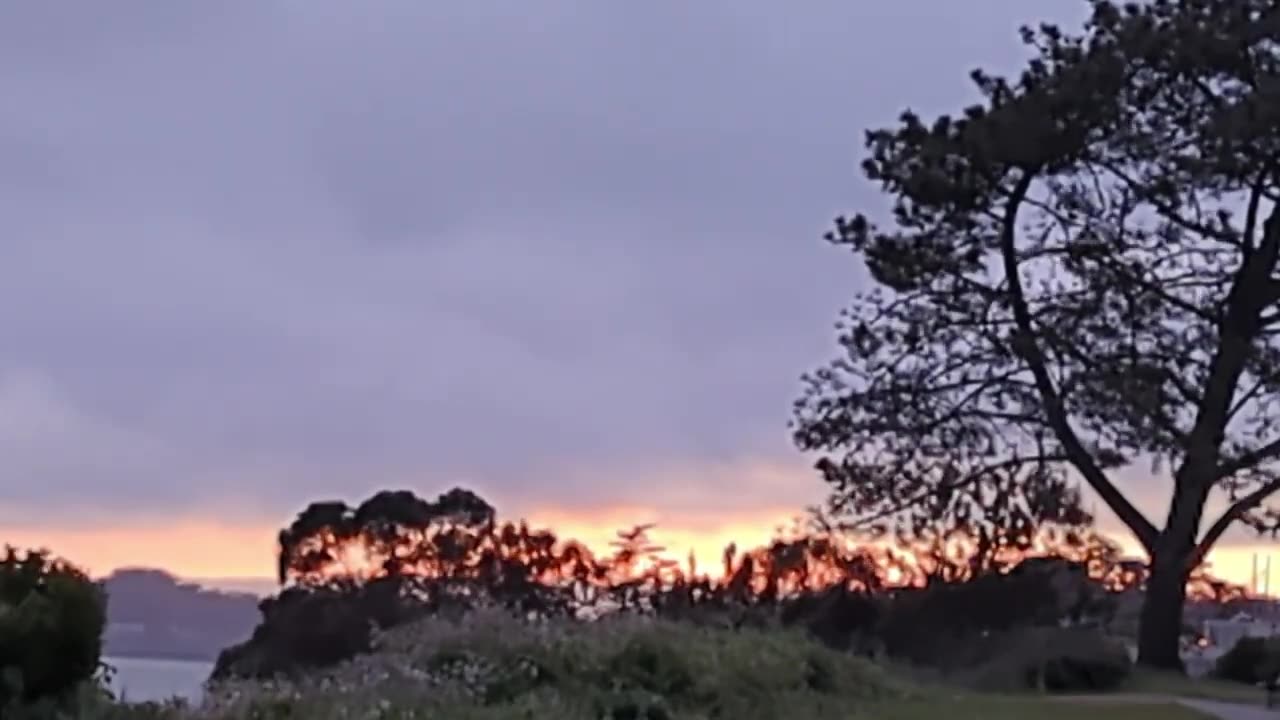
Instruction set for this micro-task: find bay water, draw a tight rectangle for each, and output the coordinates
[103,656,214,704]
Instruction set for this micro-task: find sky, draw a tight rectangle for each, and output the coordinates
[3,1,1278,595]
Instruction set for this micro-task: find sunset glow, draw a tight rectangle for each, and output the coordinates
[11,511,1280,596]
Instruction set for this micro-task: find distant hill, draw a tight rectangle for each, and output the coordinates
[186,576,277,597]
[102,568,261,662]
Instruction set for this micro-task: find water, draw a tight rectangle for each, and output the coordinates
[103,656,213,704]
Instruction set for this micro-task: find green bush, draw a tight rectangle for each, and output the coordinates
[0,546,107,709]
[194,608,916,719]
[1213,635,1280,685]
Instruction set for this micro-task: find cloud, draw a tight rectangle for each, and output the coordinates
[0,0,1101,535]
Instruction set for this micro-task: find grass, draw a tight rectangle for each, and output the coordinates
[1123,667,1267,705]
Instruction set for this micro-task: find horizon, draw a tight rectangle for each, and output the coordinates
[27,511,1280,599]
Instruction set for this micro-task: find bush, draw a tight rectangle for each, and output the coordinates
[0,547,107,708]
[962,627,1132,694]
[1213,636,1280,685]
[779,586,885,655]
[211,586,380,680]
[198,608,916,719]
[212,576,484,681]
[878,562,1091,667]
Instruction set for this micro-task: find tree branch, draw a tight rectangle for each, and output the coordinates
[1182,207,1280,473]
[999,168,1160,552]
[839,454,1069,532]
[1191,476,1280,570]
[1217,436,1280,481]
[1241,166,1268,254]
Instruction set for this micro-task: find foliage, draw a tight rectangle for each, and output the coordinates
[0,546,107,709]
[962,627,1132,693]
[87,612,1146,719]
[791,0,1280,667]
[199,609,916,720]
[212,584,388,680]
[1211,635,1280,685]
[270,487,1184,602]
[877,557,1112,667]
[13,493,1252,718]
[215,486,1252,680]
[0,678,188,720]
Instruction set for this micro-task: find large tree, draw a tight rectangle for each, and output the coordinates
[792,0,1280,669]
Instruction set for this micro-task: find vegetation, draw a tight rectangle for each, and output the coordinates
[0,547,107,710]
[212,486,1255,686]
[11,609,1213,720]
[792,0,1280,670]
[13,0,1280,715]
[211,610,914,719]
[1126,667,1270,704]
[2,485,1255,716]
[1211,635,1280,685]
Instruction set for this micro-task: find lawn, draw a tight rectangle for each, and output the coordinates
[1123,668,1267,705]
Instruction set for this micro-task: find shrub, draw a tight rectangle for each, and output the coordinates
[197,608,916,719]
[213,577,480,681]
[1213,636,1280,685]
[1,681,185,720]
[874,559,1109,669]
[962,627,1132,693]
[0,547,107,708]
[211,586,378,680]
[778,586,885,654]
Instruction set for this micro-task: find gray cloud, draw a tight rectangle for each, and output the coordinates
[0,2,1094,526]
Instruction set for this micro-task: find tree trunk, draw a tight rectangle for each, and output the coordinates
[1136,552,1190,671]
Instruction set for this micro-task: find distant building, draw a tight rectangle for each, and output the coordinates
[1180,610,1280,677]
[1203,612,1280,650]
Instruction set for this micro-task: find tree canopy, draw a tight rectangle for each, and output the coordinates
[214,485,1249,679]
[272,486,1242,607]
[792,0,1280,668]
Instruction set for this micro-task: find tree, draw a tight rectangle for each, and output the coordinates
[0,547,106,707]
[792,0,1280,670]
[276,487,496,586]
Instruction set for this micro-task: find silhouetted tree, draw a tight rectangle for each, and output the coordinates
[275,501,358,584]
[793,0,1280,669]
[276,487,495,586]
[228,484,1255,681]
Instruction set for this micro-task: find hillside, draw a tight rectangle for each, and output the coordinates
[102,568,260,662]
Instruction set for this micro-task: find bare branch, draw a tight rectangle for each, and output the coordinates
[1192,476,1280,569]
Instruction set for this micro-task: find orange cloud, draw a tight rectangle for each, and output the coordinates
[4,520,278,580]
